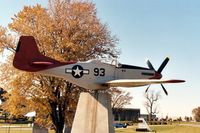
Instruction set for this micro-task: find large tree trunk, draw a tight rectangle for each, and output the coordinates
[50,101,65,133]
[47,80,75,133]
[56,128,63,133]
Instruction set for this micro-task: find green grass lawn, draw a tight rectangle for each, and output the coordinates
[115,124,200,133]
[0,123,200,133]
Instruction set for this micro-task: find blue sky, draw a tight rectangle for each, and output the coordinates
[94,0,200,118]
[0,0,199,118]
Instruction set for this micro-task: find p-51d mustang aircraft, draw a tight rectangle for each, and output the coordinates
[13,36,185,95]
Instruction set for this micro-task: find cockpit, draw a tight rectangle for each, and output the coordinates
[111,59,149,70]
[86,59,102,63]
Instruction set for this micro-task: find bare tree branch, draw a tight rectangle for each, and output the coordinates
[144,91,161,122]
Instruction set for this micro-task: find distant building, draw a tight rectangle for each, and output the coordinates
[140,114,157,121]
[113,108,140,122]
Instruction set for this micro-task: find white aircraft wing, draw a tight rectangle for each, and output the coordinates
[106,79,185,87]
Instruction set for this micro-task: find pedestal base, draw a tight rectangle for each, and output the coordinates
[71,92,114,133]
[32,123,48,133]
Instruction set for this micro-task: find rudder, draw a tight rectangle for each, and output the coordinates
[13,36,70,72]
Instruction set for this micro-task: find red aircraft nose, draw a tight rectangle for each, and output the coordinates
[152,72,162,79]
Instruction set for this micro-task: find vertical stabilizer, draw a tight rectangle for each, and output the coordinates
[13,36,75,72]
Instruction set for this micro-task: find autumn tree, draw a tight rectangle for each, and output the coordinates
[110,88,133,110]
[0,88,7,102]
[0,0,118,133]
[144,91,161,122]
[0,27,16,53]
[192,107,200,122]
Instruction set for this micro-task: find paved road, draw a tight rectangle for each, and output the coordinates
[0,128,32,131]
[0,125,32,131]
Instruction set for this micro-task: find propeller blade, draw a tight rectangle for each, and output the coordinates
[145,85,151,93]
[161,84,168,95]
[146,60,155,71]
[157,57,170,73]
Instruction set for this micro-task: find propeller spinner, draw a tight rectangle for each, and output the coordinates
[146,57,170,95]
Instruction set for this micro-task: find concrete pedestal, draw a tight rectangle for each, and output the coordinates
[71,92,114,133]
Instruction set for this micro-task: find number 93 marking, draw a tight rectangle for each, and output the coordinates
[94,68,105,76]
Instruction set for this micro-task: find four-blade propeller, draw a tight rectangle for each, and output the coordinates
[146,57,170,95]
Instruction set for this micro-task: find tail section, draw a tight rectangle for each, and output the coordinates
[13,36,75,72]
